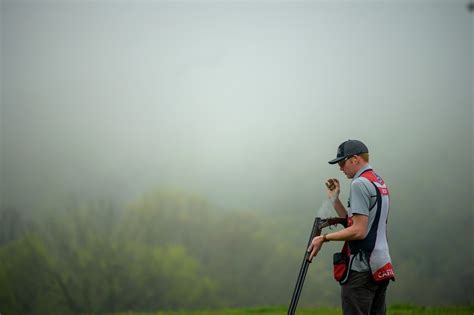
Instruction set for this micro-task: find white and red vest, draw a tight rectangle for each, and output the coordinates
[340,169,395,283]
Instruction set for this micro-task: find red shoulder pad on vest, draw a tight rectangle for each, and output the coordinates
[360,170,389,196]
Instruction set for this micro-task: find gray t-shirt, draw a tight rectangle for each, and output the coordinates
[348,164,378,272]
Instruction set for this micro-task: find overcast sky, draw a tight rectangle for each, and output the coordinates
[1,0,472,213]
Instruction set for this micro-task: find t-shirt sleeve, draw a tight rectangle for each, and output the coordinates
[350,178,373,216]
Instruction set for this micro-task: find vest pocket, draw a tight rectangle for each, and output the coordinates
[333,253,350,282]
[333,241,353,283]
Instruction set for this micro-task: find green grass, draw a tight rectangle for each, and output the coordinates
[112,305,474,315]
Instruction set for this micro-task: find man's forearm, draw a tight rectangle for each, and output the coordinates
[325,225,366,241]
[324,214,368,241]
[333,198,347,218]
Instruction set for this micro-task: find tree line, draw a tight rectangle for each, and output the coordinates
[0,188,472,314]
[0,191,307,314]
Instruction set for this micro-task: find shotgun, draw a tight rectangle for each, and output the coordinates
[288,216,347,315]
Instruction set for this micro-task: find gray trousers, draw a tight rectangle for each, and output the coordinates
[341,271,389,315]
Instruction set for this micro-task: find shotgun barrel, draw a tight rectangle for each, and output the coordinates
[287,216,346,315]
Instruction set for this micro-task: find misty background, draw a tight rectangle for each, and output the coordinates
[0,0,473,313]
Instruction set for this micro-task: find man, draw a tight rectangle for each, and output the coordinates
[307,139,395,315]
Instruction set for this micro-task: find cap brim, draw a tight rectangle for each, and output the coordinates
[328,156,346,165]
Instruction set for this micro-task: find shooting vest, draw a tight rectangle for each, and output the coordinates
[337,169,395,284]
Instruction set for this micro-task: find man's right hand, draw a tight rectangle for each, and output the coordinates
[325,178,340,202]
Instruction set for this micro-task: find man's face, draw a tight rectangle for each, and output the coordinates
[338,156,358,179]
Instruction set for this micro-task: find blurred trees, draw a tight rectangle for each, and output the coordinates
[0,236,71,314]
[0,188,471,314]
[0,191,299,314]
[0,207,31,245]
[118,191,298,308]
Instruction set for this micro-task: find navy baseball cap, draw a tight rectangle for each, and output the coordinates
[328,140,369,164]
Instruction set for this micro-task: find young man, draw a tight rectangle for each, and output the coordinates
[307,139,395,315]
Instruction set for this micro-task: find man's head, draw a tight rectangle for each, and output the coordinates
[328,140,369,178]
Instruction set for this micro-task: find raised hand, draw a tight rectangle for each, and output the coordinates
[325,178,340,202]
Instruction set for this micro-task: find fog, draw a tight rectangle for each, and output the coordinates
[0,0,473,311]
[1,0,470,211]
